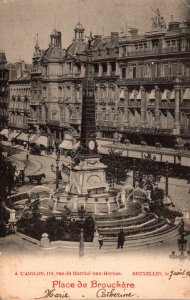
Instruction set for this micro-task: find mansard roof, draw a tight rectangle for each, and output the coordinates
[42,46,65,61]
[66,41,87,57]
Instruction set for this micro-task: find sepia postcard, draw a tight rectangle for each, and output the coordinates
[0,0,190,299]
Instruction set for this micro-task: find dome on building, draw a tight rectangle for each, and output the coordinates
[75,22,84,31]
[51,29,59,36]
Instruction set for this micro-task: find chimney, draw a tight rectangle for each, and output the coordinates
[17,61,22,78]
[94,35,102,42]
[57,31,62,48]
[128,28,138,36]
[168,21,180,31]
[111,32,119,42]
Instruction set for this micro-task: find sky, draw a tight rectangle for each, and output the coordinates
[0,0,189,63]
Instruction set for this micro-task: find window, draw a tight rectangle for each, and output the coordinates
[172,63,177,76]
[164,64,170,77]
[44,65,48,76]
[121,67,126,79]
[132,66,136,79]
[139,64,143,78]
[122,46,126,56]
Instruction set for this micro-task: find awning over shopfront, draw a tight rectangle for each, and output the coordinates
[119,89,125,99]
[170,89,175,100]
[183,88,190,100]
[136,90,141,100]
[29,134,40,143]
[16,133,29,142]
[0,128,9,139]
[59,140,73,150]
[161,89,168,101]
[8,130,21,141]
[129,90,135,100]
[72,141,80,150]
[148,89,155,100]
[35,136,48,148]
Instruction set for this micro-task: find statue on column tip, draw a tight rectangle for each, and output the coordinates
[151,7,166,30]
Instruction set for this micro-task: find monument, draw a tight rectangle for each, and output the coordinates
[65,43,109,197]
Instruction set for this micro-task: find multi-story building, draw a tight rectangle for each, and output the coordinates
[29,9,190,152]
[0,51,9,129]
[108,14,190,150]
[8,61,31,131]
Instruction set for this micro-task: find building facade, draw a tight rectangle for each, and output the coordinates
[8,61,31,131]
[0,51,9,129]
[28,10,190,150]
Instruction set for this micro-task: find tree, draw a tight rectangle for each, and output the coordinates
[101,149,129,187]
[134,154,161,191]
[0,153,16,204]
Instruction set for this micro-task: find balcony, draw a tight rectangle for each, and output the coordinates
[159,101,175,109]
[61,73,83,79]
[46,120,60,126]
[128,100,141,108]
[180,101,190,110]
[69,118,81,125]
[122,126,173,135]
[99,99,107,105]
[27,118,39,124]
[118,100,125,107]
[29,100,39,106]
[119,47,190,58]
[108,99,115,105]
[147,103,156,109]
[38,119,46,125]
[31,67,41,74]
[118,76,176,86]
[60,121,70,128]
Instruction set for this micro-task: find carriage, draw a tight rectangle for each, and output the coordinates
[27,173,46,185]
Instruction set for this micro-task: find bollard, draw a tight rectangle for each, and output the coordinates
[40,233,50,248]
[79,228,84,257]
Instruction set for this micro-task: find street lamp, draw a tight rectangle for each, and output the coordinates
[165,161,169,197]
[78,205,86,257]
[51,154,64,190]
[133,158,136,188]
[169,233,190,261]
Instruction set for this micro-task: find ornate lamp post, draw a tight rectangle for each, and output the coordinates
[133,158,136,188]
[165,161,169,197]
[51,154,64,190]
[78,205,86,257]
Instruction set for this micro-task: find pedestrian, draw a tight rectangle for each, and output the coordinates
[98,235,104,249]
[26,153,29,161]
[117,229,125,249]
[179,219,185,236]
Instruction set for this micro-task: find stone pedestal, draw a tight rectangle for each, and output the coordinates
[65,157,109,196]
[8,209,16,223]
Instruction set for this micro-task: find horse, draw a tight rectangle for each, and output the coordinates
[27,173,46,185]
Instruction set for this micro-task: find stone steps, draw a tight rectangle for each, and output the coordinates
[100,224,179,248]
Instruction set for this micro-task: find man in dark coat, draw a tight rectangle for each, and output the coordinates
[117,229,125,249]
